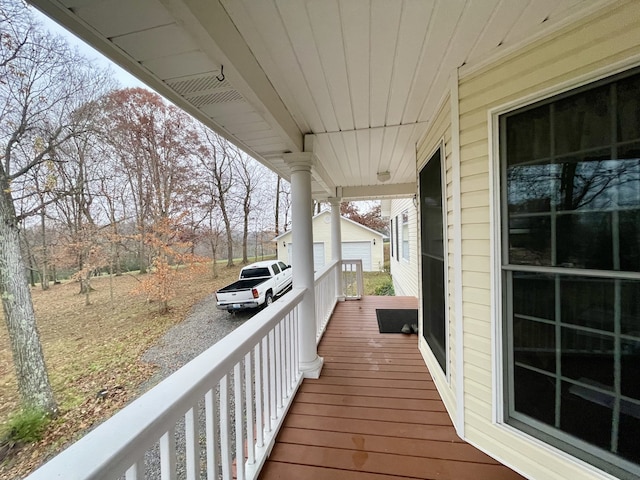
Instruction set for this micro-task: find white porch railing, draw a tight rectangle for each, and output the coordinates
[313,259,339,343]
[341,259,364,300]
[25,288,306,480]
[24,259,362,480]
[314,259,364,343]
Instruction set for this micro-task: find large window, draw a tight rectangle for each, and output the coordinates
[402,210,410,261]
[501,69,640,479]
[390,218,394,258]
[395,215,399,261]
[420,148,446,371]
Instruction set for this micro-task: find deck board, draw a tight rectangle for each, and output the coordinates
[259,296,524,480]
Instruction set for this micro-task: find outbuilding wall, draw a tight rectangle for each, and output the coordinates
[276,211,384,271]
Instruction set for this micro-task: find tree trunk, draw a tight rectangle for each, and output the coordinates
[28,258,37,287]
[40,209,49,291]
[208,219,218,278]
[21,233,37,287]
[80,276,92,305]
[0,186,57,415]
[223,213,234,267]
[109,258,114,303]
[242,213,249,265]
[111,219,122,277]
[212,257,218,277]
[138,230,147,274]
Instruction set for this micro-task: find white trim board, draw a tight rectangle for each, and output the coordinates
[450,69,465,438]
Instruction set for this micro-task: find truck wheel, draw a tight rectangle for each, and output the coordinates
[265,292,274,307]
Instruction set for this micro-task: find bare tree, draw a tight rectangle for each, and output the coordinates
[100,89,155,273]
[52,129,103,295]
[234,153,264,264]
[0,0,29,75]
[205,208,225,277]
[279,180,292,233]
[97,167,126,278]
[0,1,110,414]
[196,127,239,266]
[100,88,199,273]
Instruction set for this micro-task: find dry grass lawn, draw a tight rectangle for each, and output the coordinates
[0,262,244,479]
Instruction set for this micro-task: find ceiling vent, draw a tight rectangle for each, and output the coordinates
[167,74,232,95]
[166,73,244,107]
[189,90,244,107]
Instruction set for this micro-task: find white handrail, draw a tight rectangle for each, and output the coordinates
[25,289,306,480]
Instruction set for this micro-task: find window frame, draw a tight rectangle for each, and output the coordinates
[390,218,394,259]
[419,144,449,374]
[493,66,640,479]
[401,209,410,262]
[395,215,400,261]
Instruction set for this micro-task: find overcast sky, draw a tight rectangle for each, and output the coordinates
[31,6,148,90]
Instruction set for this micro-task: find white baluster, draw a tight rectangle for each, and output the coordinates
[269,330,276,430]
[275,323,283,410]
[280,318,288,401]
[244,352,255,464]
[205,389,218,480]
[284,314,291,395]
[160,428,176,480]
[234,363,245,480]
[263,336,271,436]
[125,461,143,479]
[254,343,264,448]
[185,407,198,480]
[220,375,232,480]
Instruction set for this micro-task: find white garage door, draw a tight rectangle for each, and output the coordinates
[287,242,326,271]
[342,242,372,271]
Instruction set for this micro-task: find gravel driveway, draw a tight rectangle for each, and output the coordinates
[136,293,257,479]
[140,293,254,390]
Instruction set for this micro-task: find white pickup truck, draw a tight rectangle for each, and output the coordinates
[215,260,293,312]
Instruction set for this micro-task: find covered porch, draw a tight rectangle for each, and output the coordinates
[260,295,522,480]
[24,263,520,480]
[22,1,640,478]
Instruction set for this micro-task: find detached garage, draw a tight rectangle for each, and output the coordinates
[274,211,384,272]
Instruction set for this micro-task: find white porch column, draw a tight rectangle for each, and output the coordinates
[283,153,323,379]
[328,195,344,300]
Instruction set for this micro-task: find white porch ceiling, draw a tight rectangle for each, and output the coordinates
[29,0,610,200]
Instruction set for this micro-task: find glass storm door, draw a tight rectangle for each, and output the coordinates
[420,148,446,371]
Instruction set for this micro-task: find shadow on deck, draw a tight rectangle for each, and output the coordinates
[259,296,524,480]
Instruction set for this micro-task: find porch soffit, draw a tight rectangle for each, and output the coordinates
[29,0,613,201]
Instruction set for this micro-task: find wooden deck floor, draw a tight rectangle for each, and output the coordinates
[259,296,524,480]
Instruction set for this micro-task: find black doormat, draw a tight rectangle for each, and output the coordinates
[375,309,418,334]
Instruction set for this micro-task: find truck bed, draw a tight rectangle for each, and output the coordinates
[216,277,266,293]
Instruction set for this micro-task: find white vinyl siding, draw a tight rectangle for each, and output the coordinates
[456,2,640,479]
[287,242,327,271]
[389,198,419,297]
[286,242,325,271]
